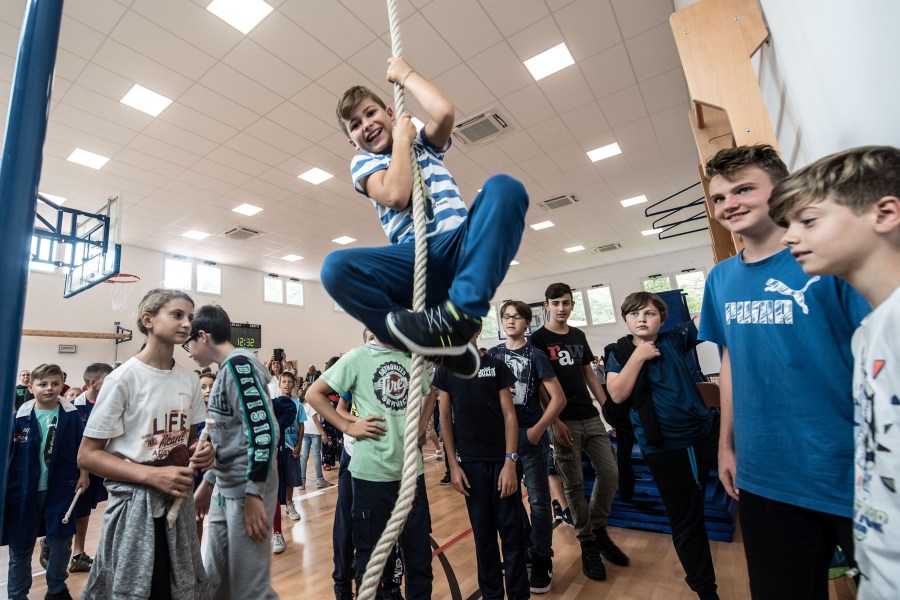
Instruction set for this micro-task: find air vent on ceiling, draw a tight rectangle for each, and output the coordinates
[451,108,511,145]
[224,226,262,241]
[592,243,623,253]
[538,194,580,211]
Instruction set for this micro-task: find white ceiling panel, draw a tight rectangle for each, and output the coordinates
[3,0,716,284]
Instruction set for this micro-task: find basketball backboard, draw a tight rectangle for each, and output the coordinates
[62,194,122,298]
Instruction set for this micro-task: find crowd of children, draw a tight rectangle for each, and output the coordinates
[4,48,896,600]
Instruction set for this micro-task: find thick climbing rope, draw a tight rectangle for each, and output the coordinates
[356,0,431,598]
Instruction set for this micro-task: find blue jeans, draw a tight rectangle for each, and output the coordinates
[301,433,323,482]
[517,428,553,559]
[352,476,432,599]
[7,492,71,599]
[320,174,528,346]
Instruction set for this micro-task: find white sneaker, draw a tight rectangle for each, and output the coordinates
[273,532,286,554]
[316,477,334,488]
[286,503,301,521]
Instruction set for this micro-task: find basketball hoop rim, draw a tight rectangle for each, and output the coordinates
[106,273,140,284]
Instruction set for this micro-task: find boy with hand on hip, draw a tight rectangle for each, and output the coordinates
[306,335,435,599]
[323,57,529,378]
[768,145,900,600]
[4,363,89,600]
[699,145,870,600]
[186,304,280,599]
[528,283,629,583]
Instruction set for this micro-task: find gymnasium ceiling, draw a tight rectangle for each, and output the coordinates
[1,0,711,284]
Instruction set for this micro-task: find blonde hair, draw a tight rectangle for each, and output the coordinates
[769,145,900,227]
[136,288,194,335]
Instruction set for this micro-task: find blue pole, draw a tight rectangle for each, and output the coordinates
[0,0,64,527]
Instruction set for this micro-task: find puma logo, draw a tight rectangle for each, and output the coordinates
[764,277,821,314]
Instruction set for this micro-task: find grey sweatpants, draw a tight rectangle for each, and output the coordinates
[204,481,279,600]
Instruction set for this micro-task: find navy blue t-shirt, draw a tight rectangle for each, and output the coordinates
[487,343,555,428]
[606,320,714,454]
[433,354,516,462]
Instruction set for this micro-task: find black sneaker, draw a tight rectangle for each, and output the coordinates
[593,526,630,566]
[434,344,480,379]
[39,537,50,569]
[529,554,552,594]
[68,551,93,573]
[561,508,574,527]
[333,583,353,600]
[387,300,481,356]
[45,589,74,600]
[581,541,607,581]
[552,500,564,523]
[440,473,452,485]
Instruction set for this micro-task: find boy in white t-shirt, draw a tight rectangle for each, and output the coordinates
[299,382,333,489]
[769,145,900,600]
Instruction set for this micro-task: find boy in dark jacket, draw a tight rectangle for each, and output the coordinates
[4,363,89,600]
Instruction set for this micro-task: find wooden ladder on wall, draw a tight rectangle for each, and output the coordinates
[669,0,778,263]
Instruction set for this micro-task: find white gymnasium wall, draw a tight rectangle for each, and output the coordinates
[483,244,721,374]
[755,1,900,169]
[18,245,367,378]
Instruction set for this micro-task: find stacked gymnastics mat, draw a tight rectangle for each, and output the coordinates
[581,436,737,542]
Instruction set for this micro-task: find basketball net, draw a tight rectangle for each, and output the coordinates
[106,273,140,312]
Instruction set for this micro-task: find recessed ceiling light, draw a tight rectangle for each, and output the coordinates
[39,192,66,205]
[620,195,648,207]
[120,84,172,117]
[332,236,356,245]
[642,228,664,236]
[206,0,273,34]
[530,221,555,231]
[587,143,622,163]
[281,254,302,262]
[183,230,210,240]
[564,245,585,253]
[510,260,519,266]
[232,203,263,216]
[298,167,334,185]
[67,148,109,170]
[524,42,575,81]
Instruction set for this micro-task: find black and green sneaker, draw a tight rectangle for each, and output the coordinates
[387,300,481,356]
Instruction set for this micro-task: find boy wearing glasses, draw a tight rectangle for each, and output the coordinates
[184,305,280,599]
[486,300,567,594]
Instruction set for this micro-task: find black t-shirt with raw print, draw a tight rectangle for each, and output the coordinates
[433,354,516,462]
[528,326,598,421]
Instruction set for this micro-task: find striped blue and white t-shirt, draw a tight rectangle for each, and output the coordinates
[350,129,467,245]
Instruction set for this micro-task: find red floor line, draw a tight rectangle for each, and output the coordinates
[432,526,473,557]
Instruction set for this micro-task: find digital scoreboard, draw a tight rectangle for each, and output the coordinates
[230,322,261,349]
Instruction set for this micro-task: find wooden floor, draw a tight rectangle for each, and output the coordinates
[3,453,754,599]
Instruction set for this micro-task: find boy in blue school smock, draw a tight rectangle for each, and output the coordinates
[3,363,89,600]
[324,56,529,379]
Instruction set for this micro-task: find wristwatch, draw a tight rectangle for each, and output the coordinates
[505,453,519,462]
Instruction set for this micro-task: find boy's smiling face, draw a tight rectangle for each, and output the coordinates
[544,295,573,325]
[709,166,778,238]
[344,97,395,154]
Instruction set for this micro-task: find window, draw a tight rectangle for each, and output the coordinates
[480,305,500,339]
[196,264,222,295]
[263,276,283,303]
[264,275,305,307]
[642,269,706,314]
[164,257,222,294]
[568,292,588,327]
[285,280,304,306]
[164,257,192,290]
[585,286,616,325]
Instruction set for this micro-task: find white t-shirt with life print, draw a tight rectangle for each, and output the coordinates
[84,357,206,468]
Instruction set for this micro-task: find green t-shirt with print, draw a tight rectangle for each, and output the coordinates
[320,344,430,482]
[35,405,60,491]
